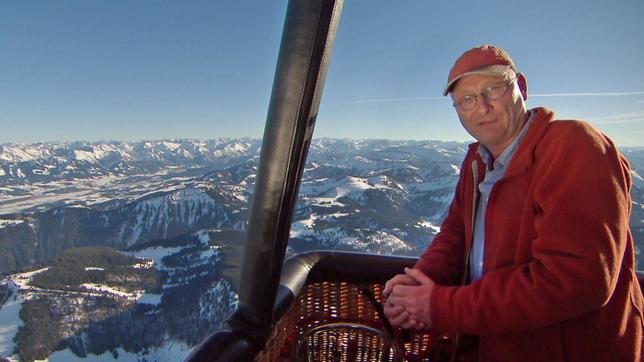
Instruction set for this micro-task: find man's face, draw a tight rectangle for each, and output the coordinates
[450,73,528,157]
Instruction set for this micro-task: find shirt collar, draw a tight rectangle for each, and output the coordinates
[477,110,535,170]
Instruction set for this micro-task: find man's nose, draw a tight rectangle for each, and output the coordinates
[475,94,493,112]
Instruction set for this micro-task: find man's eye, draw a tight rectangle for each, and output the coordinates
[460,96,475,105]
[486,85,499,94]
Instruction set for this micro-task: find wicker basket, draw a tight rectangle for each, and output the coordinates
[257,281,447,362]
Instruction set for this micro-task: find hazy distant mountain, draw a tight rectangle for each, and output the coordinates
[0,138,642,361]
[0,139,259,180]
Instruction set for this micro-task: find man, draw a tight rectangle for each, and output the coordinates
[383,44,643,361]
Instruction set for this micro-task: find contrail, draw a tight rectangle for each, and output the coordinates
[591,111,644,125]
[333,91,644,106]
[333,96,445,106]
[532,91,644,97]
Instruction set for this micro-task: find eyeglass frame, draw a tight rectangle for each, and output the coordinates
[452,75,519,111]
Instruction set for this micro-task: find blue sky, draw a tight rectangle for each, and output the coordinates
[1,0,643,146]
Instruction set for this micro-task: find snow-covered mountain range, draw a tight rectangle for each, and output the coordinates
[0,139,642,361]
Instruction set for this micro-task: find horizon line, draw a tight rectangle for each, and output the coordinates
[2,137,643,149]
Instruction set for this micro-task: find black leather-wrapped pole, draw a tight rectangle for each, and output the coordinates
[187,0,343,362]
[240,0,343,322]
[185,1,343,360]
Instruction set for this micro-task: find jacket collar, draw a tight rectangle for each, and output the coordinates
[466,107,556,178]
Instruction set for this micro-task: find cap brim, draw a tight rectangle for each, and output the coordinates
[443,65,515,96]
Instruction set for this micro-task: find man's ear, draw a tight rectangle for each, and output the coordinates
[517,73,528,101]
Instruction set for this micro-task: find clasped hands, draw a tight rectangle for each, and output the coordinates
[382,267,436,330]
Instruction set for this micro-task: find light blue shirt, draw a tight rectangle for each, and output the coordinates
[470,112,534,281]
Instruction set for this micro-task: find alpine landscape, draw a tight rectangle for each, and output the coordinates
[0,139,643,361]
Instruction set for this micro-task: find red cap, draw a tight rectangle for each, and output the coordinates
[443,44,517,96]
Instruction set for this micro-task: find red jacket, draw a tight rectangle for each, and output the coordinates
[415,107,643,361]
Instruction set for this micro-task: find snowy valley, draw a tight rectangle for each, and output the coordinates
[0,139,642,361]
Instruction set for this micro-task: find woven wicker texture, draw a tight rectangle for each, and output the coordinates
[257,281,446,362]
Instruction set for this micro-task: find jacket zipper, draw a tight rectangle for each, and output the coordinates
[463,159,479,285]
[451,159,480,362]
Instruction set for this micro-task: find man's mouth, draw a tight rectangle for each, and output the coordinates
[477,119,496,126]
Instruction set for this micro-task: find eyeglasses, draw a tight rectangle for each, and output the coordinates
[453,77,517,111]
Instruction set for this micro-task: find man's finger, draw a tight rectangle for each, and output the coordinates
[388,310,410,328]
[390,284,419,298]
[383,274,405,297]
[383,273,417,297]
[383,302,404,319]
[385,293,406,308]
[404,267,432,285]
[401,318,418,329]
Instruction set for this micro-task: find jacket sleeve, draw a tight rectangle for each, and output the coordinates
[430,122,633,335]
[414,154,470,286]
